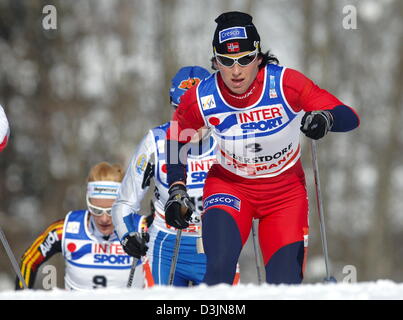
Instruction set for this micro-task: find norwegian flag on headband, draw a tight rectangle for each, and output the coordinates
[226,42,240,52]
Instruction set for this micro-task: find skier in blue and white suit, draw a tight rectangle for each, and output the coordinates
[112,66,218,286]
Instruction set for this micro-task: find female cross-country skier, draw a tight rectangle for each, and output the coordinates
[164,11,360,285]
[16,162,153,290]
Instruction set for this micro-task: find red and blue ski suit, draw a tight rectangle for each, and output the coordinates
[166,64,359,285]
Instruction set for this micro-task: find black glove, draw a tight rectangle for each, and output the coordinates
[164,184,195,229]
[300,110,333,140]
[121,232,149,259]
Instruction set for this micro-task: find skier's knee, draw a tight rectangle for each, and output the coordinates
[265,241,305,284]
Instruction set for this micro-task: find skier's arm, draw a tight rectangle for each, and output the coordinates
[283,68,360,132]
[165,88,205,229]
[111,130,155,241]
[15,219,64,289]
[0,105,10,152]
[166,86,206,186]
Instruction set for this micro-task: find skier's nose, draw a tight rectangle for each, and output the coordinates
[232,63,242,77]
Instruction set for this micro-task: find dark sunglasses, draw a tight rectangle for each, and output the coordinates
[215,49,258,68]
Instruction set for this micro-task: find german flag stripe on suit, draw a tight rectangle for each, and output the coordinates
[16,219,64,289]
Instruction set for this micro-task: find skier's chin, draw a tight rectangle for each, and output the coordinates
[98,224,114,235]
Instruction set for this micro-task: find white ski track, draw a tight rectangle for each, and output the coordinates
[0,280,402,300]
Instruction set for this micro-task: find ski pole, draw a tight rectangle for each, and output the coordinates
[251,219,263,285]
[168,229,182,286]
[0,225,28,289]
[127,257,139,288]
[310,139,336,283]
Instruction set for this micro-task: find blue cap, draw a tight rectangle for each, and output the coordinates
[170,66,211,106]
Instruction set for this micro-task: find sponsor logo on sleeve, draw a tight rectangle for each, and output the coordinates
[135,154,147,174]
[39,230,59,256]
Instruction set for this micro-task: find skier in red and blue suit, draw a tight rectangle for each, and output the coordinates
[164,11,360,285]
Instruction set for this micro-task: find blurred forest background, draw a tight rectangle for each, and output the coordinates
[0,0,402,290]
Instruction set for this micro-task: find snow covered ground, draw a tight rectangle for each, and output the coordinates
[0,280,402,300]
